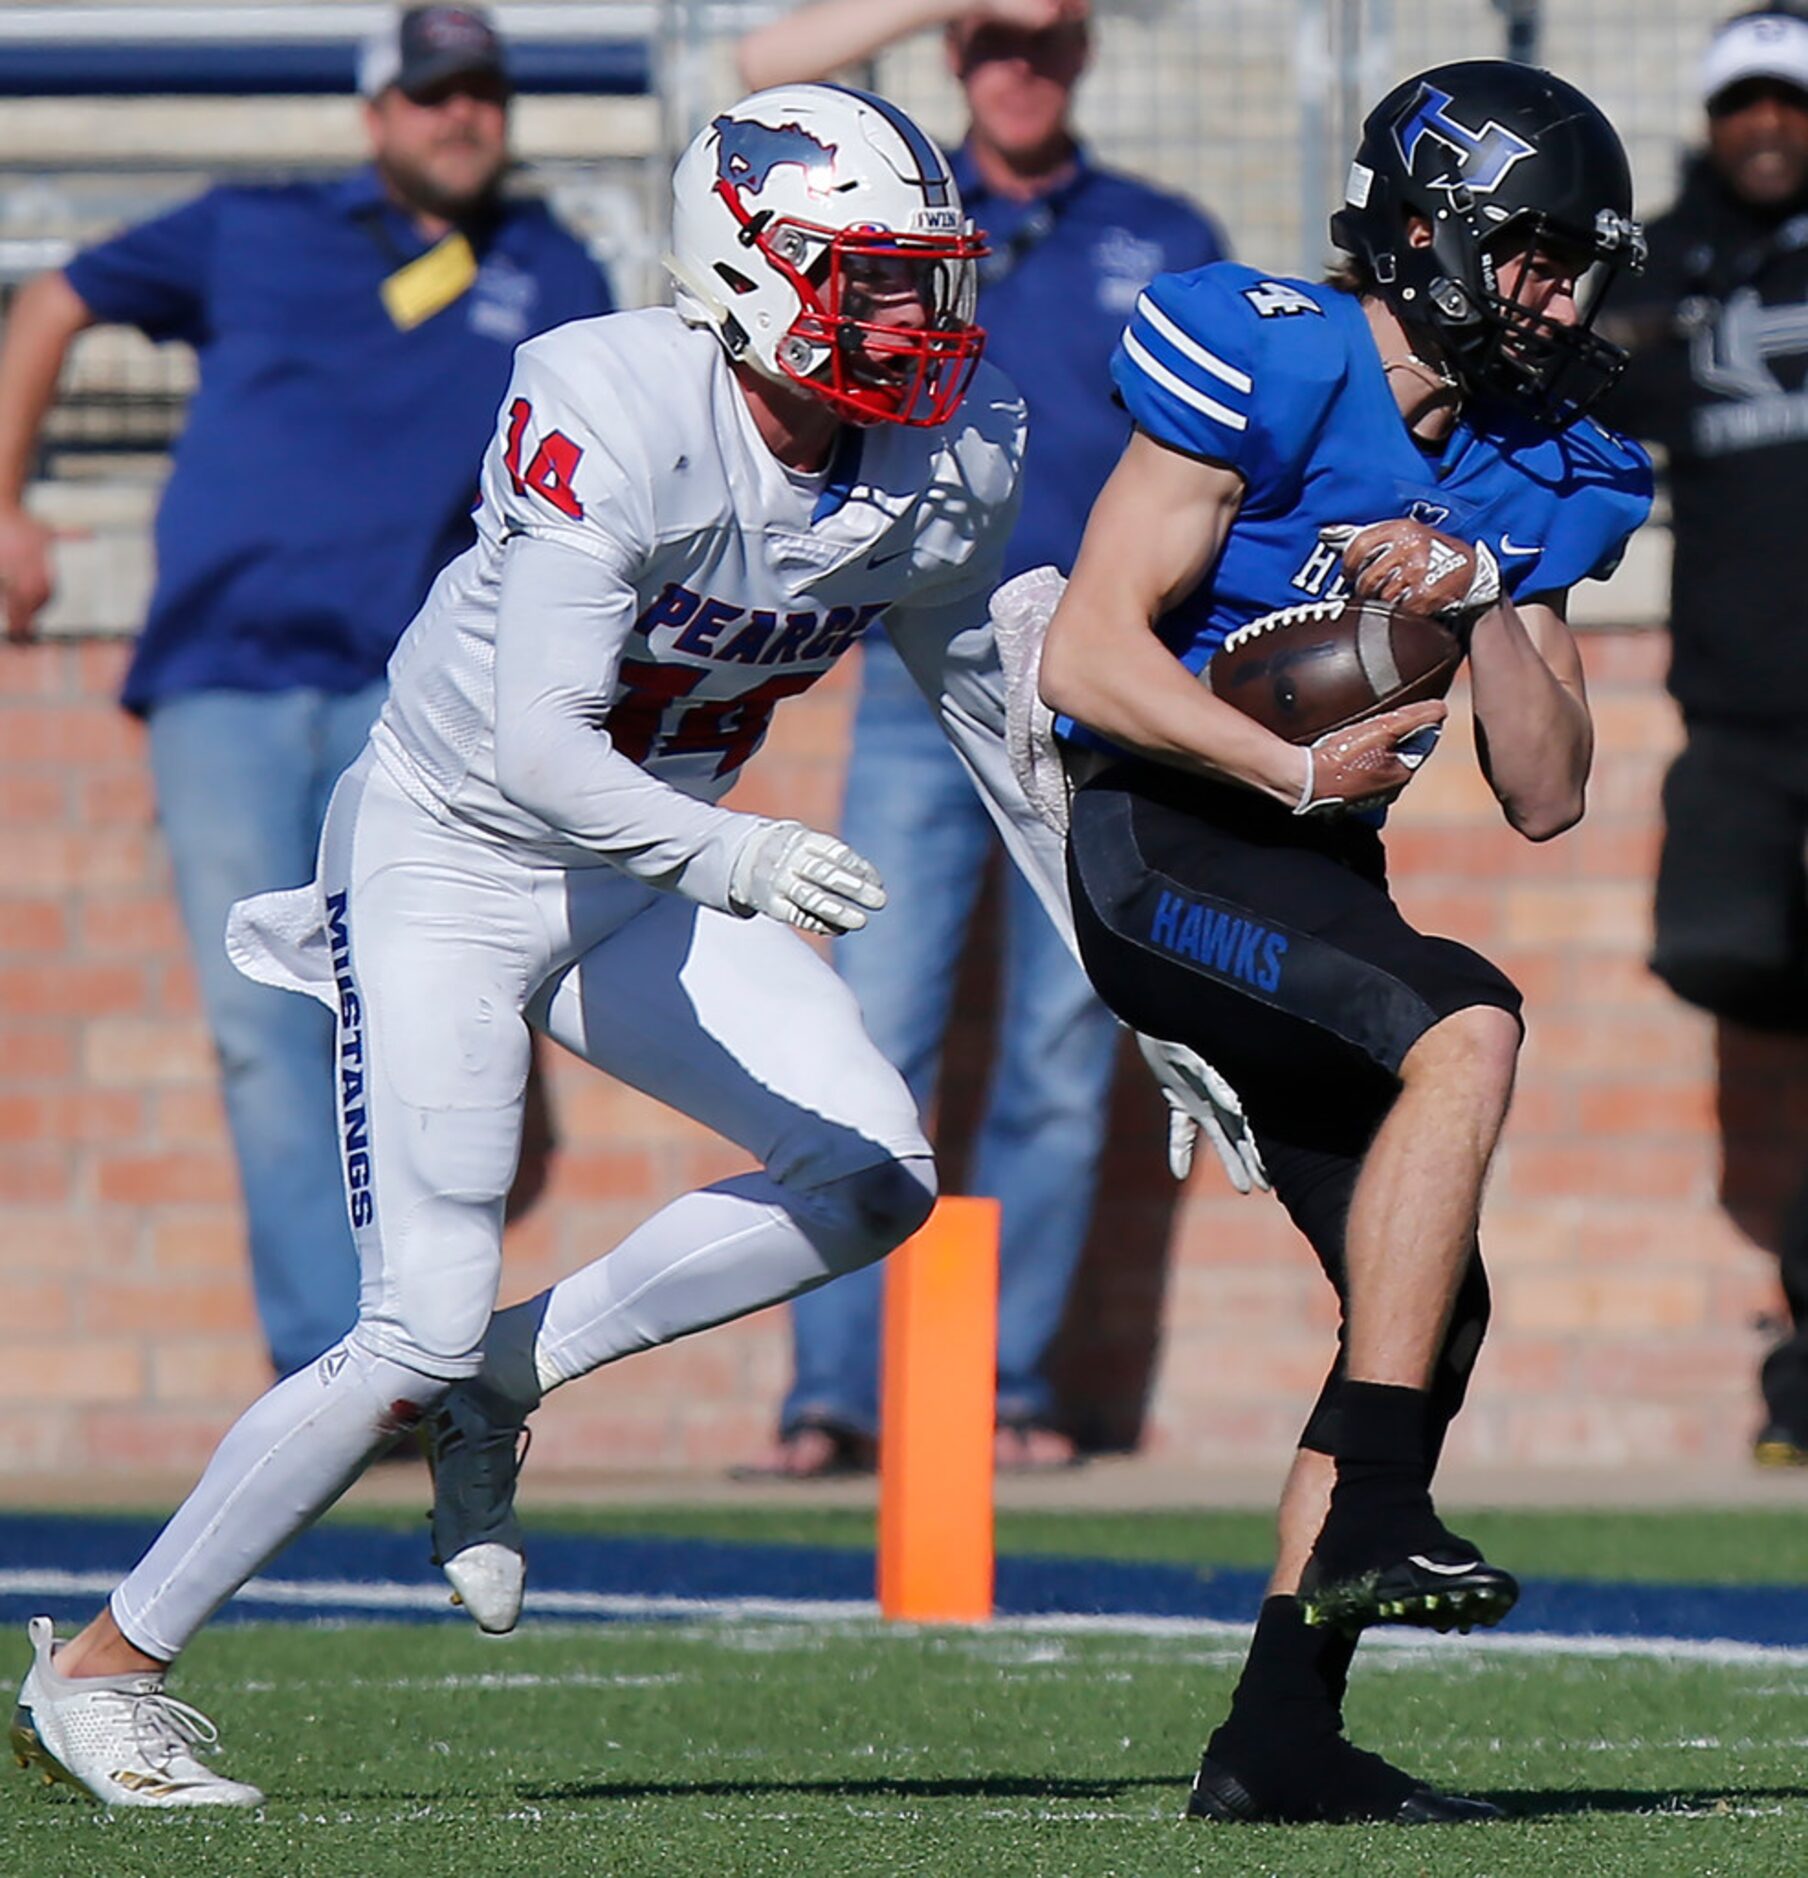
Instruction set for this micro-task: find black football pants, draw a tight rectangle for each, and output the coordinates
[1066,759,1521,1463]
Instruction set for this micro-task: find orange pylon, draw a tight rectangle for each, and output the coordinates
[877,1195,999,1623]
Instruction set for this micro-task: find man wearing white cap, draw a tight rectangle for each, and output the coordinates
[1605,5,1808,1463]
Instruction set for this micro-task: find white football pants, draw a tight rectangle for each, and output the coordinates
[111,751,932,1658]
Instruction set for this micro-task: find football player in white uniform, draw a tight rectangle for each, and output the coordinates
[11,84,1256,1808]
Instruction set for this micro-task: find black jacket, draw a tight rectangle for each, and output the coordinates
[1603,155,1808,727]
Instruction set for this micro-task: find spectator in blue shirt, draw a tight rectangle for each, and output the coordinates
[735,0,1226,1475]
[0,5,611,1380]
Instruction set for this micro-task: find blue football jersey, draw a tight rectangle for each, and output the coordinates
[1105,260,1654,679]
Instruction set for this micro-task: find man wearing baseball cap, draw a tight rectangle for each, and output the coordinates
[0,4,609,1383]
[1603,6,1808,1466]
[359,4,511,104]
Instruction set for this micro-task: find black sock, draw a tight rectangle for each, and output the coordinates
[1318,1619,1358,1717]
[1205,1596,1347,1780]
[1337,1379,1430,1474]
[1202,1597,1416,1816]
[1314,1381,1456,1576]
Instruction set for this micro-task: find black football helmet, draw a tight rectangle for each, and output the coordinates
[1330,59,1645,427]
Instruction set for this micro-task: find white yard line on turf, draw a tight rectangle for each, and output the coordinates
[0,1568,873,1623]
[3,1568,1806,1668]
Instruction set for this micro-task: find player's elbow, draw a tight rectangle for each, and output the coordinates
[1505,786,1584,843]
[493,726,562,825]
[1036,626,1088,722]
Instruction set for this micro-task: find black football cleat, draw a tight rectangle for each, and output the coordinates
[1186,1747,1503,1826]
[1300,1545,1519,1635]
[1753,1423,1808,1468]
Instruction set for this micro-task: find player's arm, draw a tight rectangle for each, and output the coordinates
[1041,433,1442,813]
[1465,590,1592,841]
[1334,517,1589,836]
[492,536,882,934]
[886,579,1075,947]
[0,270,96,641]
[887,573,1269,1195]
[736,0,1074,89]
[1039,432,1301,795]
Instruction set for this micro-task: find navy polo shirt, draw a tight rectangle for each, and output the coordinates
[950,143,1226,581]
[64,169,612,711]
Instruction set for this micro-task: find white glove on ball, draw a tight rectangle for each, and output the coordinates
[728,819,887,937]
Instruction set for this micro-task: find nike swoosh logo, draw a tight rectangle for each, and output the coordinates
[867,545,912,569]
[1499,536,1542,557]
[1407,1554,1483,1575]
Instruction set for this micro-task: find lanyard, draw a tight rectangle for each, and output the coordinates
[354,204,489,330]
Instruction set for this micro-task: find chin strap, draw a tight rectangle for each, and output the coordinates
[1382,350,1459,399]
[1383,350,1464,443]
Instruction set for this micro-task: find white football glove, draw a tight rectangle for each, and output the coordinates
[990,563,1073,837]
[1133,1032,1269,1193]
[728,819,887,936]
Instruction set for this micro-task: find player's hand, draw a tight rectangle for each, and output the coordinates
[0,506,56,643]
[1324,519,1500,621]
[728,819,887,936]
[1294,699,1447,816]
[1134,1032,1269,1192]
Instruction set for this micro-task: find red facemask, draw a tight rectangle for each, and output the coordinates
[716,182,989,426]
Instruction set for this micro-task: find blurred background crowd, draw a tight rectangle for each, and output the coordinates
[4,0,1808,1495]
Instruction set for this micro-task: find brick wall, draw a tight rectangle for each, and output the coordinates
[0,626,1797,1481]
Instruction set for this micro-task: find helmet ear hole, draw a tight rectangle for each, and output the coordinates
[713,263,758,296]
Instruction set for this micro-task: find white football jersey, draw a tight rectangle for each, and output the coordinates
[372,307,1031,915]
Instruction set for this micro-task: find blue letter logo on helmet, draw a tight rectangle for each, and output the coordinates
[712,115,838,196]
[1393,83,1535,196]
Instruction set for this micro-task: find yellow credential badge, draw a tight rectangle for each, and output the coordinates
[379,231,479,331]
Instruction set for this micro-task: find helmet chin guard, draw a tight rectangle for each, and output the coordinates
[669,84,988,427]
[1331,60,1645,428]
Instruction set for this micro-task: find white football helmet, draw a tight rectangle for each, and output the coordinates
[668,84,986,427]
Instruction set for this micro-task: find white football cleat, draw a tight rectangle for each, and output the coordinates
[427,1385,531,1635]
[10,1616,264,1807]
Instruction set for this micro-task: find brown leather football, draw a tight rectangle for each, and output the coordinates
[1205,596,1463,744]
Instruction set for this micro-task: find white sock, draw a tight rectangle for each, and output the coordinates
[110,1334,450,1661]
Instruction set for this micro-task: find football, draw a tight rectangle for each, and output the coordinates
[1205,595,1463,744]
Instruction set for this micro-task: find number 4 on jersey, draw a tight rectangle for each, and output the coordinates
[1243,281,1323,319]
[503,397,585,520]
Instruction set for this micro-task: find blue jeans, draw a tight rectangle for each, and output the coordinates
[146,684,384,1377]
[781,635,1120,1437]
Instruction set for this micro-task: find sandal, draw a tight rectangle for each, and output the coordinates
[730,1421,876,1481]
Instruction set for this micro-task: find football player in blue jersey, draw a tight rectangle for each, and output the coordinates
[1040,60,1653,1824]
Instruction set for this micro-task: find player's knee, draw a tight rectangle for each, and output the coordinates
[1405,1003,1521,1102]
[374,1191,505,1375]
[795,1153,938,1276]
[339,1323,460,1416]
[363,1102,517,1370]
[842,1153,939,1256]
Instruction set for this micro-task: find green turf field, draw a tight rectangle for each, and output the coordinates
[7,1506,1808,1876]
